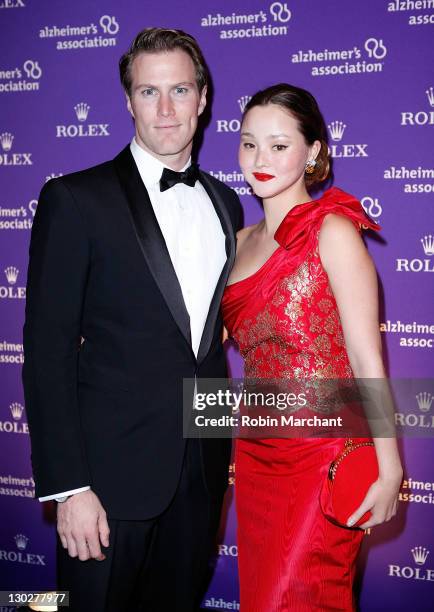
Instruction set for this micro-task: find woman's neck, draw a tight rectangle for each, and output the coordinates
[261,185,312,237]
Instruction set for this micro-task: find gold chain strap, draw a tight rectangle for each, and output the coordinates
[328,438,375,481]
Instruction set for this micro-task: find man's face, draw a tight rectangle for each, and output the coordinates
[127,49,206,168]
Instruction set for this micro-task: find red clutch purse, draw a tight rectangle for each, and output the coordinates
[320,439,378,529]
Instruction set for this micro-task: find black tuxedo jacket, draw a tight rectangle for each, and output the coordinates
[22,145,242,520]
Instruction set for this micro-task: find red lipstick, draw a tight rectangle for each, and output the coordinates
[253,172,275,182]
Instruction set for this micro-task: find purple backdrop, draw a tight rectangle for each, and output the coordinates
[1,1,433,610]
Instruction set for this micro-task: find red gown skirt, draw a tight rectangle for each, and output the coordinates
[235,437,364,611]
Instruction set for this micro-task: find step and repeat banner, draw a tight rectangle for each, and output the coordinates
[1,1,433,610]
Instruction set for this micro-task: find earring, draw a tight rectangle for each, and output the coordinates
[305,159,317,174]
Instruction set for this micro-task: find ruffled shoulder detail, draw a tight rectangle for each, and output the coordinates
[274,187,380,253]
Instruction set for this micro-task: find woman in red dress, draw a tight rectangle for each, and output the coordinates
[221,84,402,611]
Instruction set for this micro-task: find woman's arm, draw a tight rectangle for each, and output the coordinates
[319,213,403,529]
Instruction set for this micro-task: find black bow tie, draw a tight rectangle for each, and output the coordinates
[159,163,200,192]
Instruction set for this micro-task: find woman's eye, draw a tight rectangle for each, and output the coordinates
[273,144,288,151]
[242,142,255,149]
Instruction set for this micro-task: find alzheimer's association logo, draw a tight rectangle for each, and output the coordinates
[39,14,119,51]
[360,196,382,220]
[56,103,110,138]
[269,2,291,22]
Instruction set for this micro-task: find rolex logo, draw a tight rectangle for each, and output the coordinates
[416,392,433,413]
[0,533,45,565]
[56,104,109,138]
[328,121,346,142]
[328,122,368,158]
[0,401,29,433]
[237,96,251,113]
[74,102,90,122]
[10,402,24,420]
[389,545,434,581]
[0,132,14,151]
[0,266,26,299]
[401,87,434,126]
[0,132,32,166]
[421,235,434,256]
[14,534,29,551]
[396,236,434,272]
[4,266,19,285]
[411,546,429,566]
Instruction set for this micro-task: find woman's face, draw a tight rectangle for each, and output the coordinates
[239,104,319,200]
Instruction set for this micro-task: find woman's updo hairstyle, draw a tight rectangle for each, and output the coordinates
[242,83,330,188]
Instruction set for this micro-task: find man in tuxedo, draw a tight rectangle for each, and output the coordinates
[23,27,242,611]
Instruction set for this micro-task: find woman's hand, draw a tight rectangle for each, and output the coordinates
[346,469,403,529]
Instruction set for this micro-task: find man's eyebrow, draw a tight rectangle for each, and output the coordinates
[134,83,157,90]
[134,81,195,90]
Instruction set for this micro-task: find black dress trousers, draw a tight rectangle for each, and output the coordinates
[57,438,224,612]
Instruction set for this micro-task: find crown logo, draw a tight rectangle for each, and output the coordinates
[416,392,433,413]
[14,534,29,550]
[426,86,434,108]
[421,235,434,256]
[237,96,251,113]
[74,102,90,122]
[411,546,429,566]
[328,121,346,142]
[10,402,24,420]
[4,266,19,285]
[0,132,14,151]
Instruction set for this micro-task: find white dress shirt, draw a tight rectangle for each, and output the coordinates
[40,138,227,502]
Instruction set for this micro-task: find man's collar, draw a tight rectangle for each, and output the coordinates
[130,138,192,188]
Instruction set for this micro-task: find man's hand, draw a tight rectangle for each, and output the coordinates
[57,490,110,561]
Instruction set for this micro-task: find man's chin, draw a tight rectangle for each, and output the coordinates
[135,135,193,159]
[152,142,193,158]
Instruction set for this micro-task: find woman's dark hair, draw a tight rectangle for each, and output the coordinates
[243,83,330,187]
[119,27,209,97]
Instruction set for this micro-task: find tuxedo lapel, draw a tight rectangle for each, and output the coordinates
[113,146,192,349]
[197,172,236,364]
